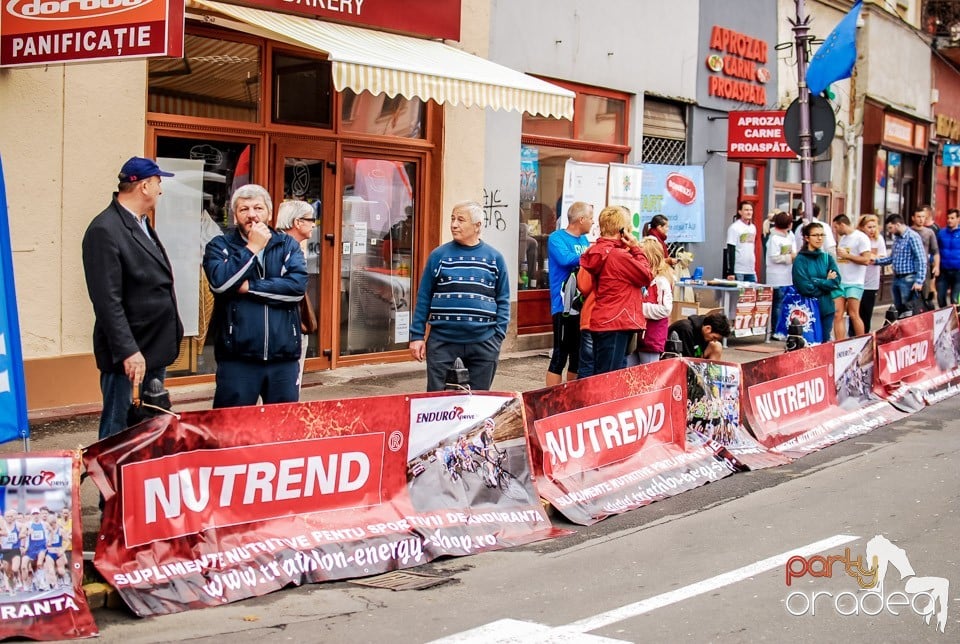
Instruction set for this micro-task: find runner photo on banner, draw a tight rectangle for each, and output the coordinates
[82,392,559,617]
[0,452,96,640]
[523,359,737,526]
[685,359,789,470]
[741,339,902,459]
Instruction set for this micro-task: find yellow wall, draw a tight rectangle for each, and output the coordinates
[0,61,147,361]
[0,61,147,410]
[439,0,489,244]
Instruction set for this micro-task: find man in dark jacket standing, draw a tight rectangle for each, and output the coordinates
[82,157,184,440]
[203,184,307,408]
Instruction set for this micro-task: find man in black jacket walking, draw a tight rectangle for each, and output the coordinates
[203,184,307,408]
[82,157,184,440]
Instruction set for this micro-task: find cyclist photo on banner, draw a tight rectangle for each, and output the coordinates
[404,396,537,511]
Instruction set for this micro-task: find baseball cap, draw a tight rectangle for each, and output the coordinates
[118,157,174,183]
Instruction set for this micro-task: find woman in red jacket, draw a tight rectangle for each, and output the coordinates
[579,205,652,374]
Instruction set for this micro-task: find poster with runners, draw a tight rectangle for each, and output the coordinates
[523,359,738,525]
[0,452,96,640]
[741,338,902,459]
[83,392,557,617]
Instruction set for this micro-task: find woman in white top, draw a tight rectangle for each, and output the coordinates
[765,211,796,332]
[857,214,887,333]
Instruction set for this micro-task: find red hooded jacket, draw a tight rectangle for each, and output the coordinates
[578,237,652,332]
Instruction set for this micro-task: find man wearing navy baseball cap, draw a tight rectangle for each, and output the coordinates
[82,157,183,440]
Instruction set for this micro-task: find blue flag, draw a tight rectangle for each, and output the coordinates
[806,1,863,96]
[0,154,29,444]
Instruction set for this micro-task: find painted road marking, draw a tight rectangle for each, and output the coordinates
[432,534,860,643]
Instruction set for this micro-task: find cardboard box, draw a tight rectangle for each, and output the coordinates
[671,301,702,323]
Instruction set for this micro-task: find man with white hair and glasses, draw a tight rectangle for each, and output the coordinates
[409,201,511,391]
[275,199,319,389]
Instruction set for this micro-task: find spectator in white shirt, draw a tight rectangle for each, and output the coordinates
[833,214,873,338]
[764,211,796,332]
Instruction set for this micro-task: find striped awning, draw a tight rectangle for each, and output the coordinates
[187,0,573,119]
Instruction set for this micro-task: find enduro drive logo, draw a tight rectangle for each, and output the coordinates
[785,535,950,633]
[0,470,66,487]
[415,406,476,424]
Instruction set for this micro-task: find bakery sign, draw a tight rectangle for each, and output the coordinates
[727,110,794,159]
[0,0,184,67]
[705,25,771,107]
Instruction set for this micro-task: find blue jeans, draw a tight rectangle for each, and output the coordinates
[771,286,786,332]
[99,367,166,441]
[578,330,595,378]
[425,336,502,392]
[736,273,757,283]
[892,275,918,312]
[213,359,300,408]
[593,330,633,375]
[937,269,960,307]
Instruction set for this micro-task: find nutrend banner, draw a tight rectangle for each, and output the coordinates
[685,359,789,470]
[741,337,902,459]
[0,452,97,640]
[1,0,184,67]
[82,392,558,617]
[873,308,960,412]
[523,359,738,525]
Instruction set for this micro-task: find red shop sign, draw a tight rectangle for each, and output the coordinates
[727,110,794,159]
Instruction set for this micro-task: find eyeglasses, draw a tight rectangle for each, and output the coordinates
[298,217,317,223]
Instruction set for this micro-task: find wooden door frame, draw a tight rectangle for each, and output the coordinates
[738,161,766,279]
[270,136,338,371]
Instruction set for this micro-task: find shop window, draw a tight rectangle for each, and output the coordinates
[518,81,630,334]
[148,34,261,123]
[272,53,333,128]
[154,136,257,376]
[339,157,418,356]
[579,94,626,145]
[339,89,425,138]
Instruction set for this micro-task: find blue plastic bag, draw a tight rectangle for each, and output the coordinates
[773,286,823,344]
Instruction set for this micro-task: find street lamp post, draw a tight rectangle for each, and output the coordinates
[792,0,816,224]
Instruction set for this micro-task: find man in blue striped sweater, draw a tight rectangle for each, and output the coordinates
[409,201,511,391]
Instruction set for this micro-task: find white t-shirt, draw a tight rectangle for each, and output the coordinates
[863,235,887,290]
[794,222,837,256]
[837,229,872,286]
[726,219,757,274]
[765,229,795,287]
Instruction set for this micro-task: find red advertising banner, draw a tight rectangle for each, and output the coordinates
[1,0,184,67]
[727,111,794,159]
[741,337,903,459]
[523,360,738,526]
[238,0,461,40]
[873,308,960,412]
[0,452,97,641]
[83,392,559,616]
[685,359,790,470]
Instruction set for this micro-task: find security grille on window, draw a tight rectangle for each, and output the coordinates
[641,98,687,165]
[642,137,687,165]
